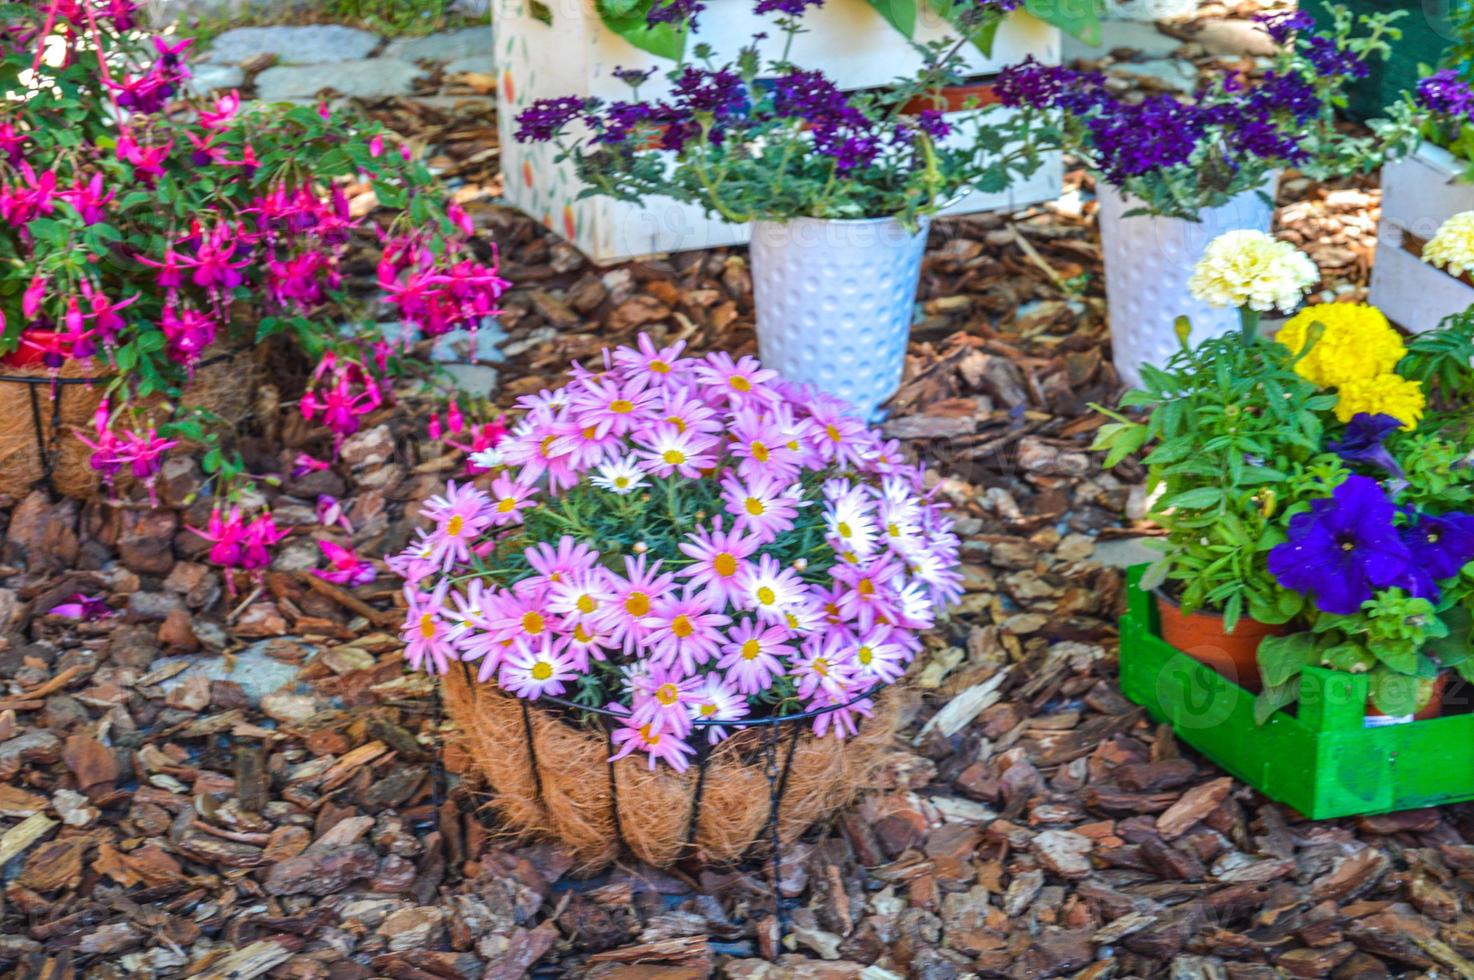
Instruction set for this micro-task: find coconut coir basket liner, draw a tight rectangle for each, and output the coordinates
[0,347,261,500]
[443,666,899,870]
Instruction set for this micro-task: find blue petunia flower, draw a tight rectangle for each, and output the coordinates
[1267,475,1414,615]
[1327,413,1405,479]
[1400,511,1474,599]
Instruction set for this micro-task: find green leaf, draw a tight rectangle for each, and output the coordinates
[1256,632,1317,688]
[1254,679,1300,725]
[1024,0,1101,45]
[1160,487,1224,511]
[862,0,918,36]
[596,0,688,59]
[1369,669,1419,716]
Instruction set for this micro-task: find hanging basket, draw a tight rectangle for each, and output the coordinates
[0,346,263,501]
[443,663,900,871]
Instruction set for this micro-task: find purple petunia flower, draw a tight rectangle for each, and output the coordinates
[1418,69,1474,119]
[1328,413,1405,478]
[1267,475,1414,615]
[1400,511,1474,598]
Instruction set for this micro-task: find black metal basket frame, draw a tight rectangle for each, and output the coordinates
[450,660,887,929]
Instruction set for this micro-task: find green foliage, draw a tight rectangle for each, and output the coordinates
[1092,334,1340,631]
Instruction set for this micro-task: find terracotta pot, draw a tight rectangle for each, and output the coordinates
[0,331,73,369]
[902,82,1000,116]
[1364,671,1448,727]
[1154,592,1287,693]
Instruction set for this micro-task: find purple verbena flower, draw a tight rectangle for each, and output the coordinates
[1087,95,1204,181]
[513,96,587,143]
[1256,10,1314,45]
[754,0,823,15]
[646,0,705,28]
[1418,69,1474,119]
[1267,475,1414,615]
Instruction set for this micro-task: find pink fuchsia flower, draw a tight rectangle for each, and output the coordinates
[313,540,376,587]
[0,122,25,164]
[722,473,799,544]
[642,587,731,675]
[49,593,113,621]
[316,494,353,533]
[79,282,137,344]
[487,474,538,526]
[692,350,779,407]
[499,637,579,699]
[59,174,113,225]
[613,333,688,387]
[628,663,704,737]
[733,554,808,625]
[635,422,717,480]
[400,581,458,675]
[199,90,242,130]
[716,619,793,695]
[293,452,331,479]
[22,274,47,320]
[160,304,218,367]
[678,520,759,607]
[420,480,494,571]
[688,674,748,743]
[116,131,172,182]
[609,717,696,772]
[242,511,289,569]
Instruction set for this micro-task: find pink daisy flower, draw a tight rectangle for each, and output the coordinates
[832,556,905,633]
[545,569,616,625]
[653,387,723,438]
[692,351,778,407]
[678,521,759,607]
[810,692,874,739]
[805,396,870,467]
[400,581,457,675]
[729,407,803,482]
[717,619,793,695]
[570,375,659,438]
[722,473,799,544]
[386,528,438,584]
[824,484,879,559]
[606,554,677,653]
[420,480,493,571]
[635,422,717,480]
[525,536,600,583]
[628,663,703,737]
[484,586,560,651]
[850,623,913,684]
[499,637,579,699]
[608,718,696,772]
[643,587,731,675]
[488,474,538,526]
[547,415,626,471]
[793,632,858,701]
[689,674,749,744]
[613,333,688,387]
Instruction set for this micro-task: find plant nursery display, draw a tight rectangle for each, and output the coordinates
[1104,230,1474,818]
[997,5,1419,385]
[389,334,961,867]
[516,10,1060,418]
[0,0,508,505]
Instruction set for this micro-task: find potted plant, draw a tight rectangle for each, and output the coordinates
[0,1,508,501]
[388,333,961,869]
[1369,7,1474,329]
[996,5,1417,386]
[514,16,1059,419]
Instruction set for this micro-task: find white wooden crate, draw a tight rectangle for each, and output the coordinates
[493,0,1062,263]
[1369,141,1474,331]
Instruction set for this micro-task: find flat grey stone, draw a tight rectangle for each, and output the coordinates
[1092,537,1161,570]
[383,26,490,64]
[1064,20,1180,60]
[186,63,244,95]
[430,319,507,363]
[155,640,309,706]
[255,58,421,100]
[1190,19,1277,58]
[1112,58,1198,91]
[203,25,380,66]
[444,54,495,77]
[442,363,499,397]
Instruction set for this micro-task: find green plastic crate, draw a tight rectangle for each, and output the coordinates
[1118,566,1474,819]
[1308,1,1467,123]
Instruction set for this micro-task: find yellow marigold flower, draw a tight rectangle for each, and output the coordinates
[1187,230,1319,313]
[1422,210,1474,278]
[1333,373,1426,430]
[1274,303,1406,388]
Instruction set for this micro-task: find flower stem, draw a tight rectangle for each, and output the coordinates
[1238,307,1261,345]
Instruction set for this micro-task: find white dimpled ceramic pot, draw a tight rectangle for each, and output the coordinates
[749,215,930,420]
[1098,179,1276,387]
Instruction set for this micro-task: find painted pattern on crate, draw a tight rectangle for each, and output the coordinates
[1118,566,1474,820]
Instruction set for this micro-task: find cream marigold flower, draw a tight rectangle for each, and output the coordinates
[1274,303,1406,389]
[1421,210,1474,278]
[1187,230,1319,313]
[1334,373,1426,430]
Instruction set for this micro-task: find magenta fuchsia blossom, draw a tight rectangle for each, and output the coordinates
[314,541,376,587]
[388,335,961,770]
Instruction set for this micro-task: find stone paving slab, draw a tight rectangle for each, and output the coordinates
[255,58,421,100]
[382,26,490,64]
[1063,20,1181,61]
[186,63,245,94]
[201,24,380,65]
